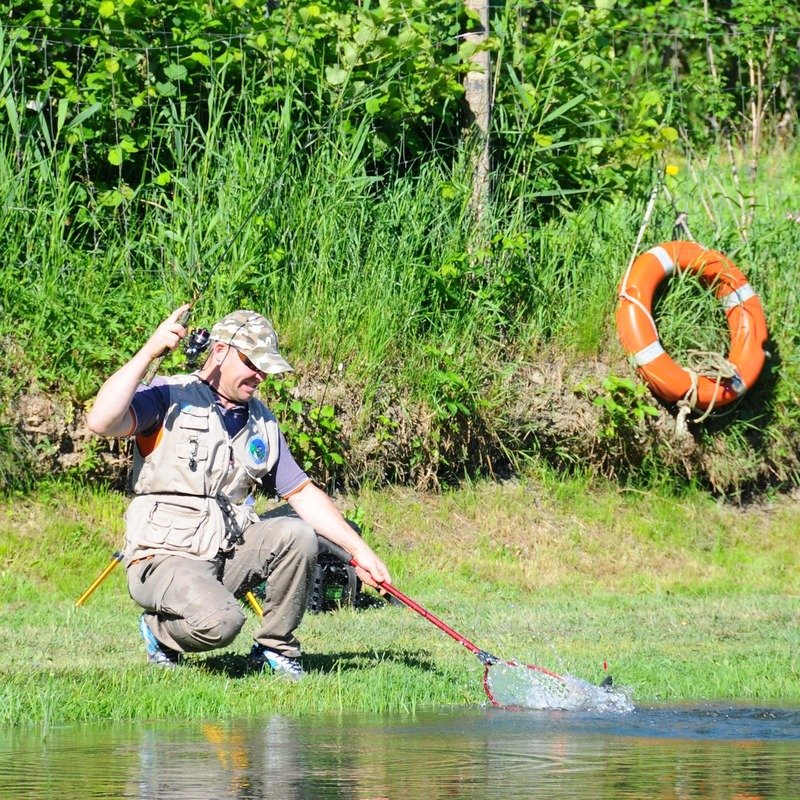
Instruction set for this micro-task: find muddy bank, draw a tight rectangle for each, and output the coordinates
[6,355,796,500]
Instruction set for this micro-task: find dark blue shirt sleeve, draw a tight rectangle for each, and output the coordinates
[130,379,170,436]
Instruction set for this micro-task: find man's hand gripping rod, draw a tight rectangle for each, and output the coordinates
[142,306,193,386]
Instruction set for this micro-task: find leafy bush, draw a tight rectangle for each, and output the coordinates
[0,0,469,190]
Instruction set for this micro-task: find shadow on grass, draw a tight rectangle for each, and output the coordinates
[305,649,439,674]
[196,649,438,678]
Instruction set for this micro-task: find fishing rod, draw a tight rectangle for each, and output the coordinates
[75,179,278,608]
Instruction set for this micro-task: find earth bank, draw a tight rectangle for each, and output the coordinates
[5,351,793,499]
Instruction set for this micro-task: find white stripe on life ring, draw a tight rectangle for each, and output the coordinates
[720,282,756,309]
[648,246,676,275]
[633,340,665,366]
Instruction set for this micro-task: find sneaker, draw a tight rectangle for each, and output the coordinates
[139,614,182,668]
[249,644,303,680]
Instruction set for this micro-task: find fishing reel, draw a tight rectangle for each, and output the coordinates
[183,327,211,367]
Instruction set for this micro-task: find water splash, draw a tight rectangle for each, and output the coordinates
[485,661,635,713]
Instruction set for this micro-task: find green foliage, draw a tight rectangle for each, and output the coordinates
[65,437,105,480]
[491,0,682,203]
[0,0,468,187]
[608,0,800,145]
[579,375,659,439]
[2,118,799,495]
[4,0,798,215]
[0,424,35,494]
[652,267,731,367]
[263,376,346,489]
[344,503,374,540]
[1,2,800,496]
[422,343,482,421]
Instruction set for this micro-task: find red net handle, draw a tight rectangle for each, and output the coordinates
[318,536,496,664]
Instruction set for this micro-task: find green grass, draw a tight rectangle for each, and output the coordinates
[2,96,800,496]
[1,478,798,728]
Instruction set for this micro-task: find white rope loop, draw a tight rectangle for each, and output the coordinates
[675,349,739,435]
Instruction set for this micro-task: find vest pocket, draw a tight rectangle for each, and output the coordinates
[142,501,209,550]
[178,406,210,431]
[176,438,209,465]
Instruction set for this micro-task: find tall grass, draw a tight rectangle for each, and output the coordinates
[1,75,799,494]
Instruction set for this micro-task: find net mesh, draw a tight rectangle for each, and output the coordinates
[485,661,635,713]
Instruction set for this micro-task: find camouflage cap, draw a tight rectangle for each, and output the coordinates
[209,310,293,374]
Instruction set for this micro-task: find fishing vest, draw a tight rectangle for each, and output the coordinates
[124,375,281,563]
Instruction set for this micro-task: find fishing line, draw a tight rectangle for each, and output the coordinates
[143,173,284,383]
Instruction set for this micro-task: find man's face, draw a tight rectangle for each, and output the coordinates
[218,343,266,402]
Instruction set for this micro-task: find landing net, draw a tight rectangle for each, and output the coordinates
[485,661,635,713]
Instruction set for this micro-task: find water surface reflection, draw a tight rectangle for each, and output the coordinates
[1,706,799,800]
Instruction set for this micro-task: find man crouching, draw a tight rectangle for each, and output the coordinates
[87,304,391,678]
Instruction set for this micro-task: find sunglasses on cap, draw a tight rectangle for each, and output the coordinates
[231,346,263,374]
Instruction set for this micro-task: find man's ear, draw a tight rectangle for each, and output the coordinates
[212,342,228,363]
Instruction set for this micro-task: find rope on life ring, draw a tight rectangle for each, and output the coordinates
[616,241,768,421]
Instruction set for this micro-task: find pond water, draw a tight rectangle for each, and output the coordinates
[1,705,799,800]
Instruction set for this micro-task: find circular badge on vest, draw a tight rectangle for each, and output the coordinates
[247,435,269,466]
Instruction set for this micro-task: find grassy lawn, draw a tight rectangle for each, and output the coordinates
[1,475,798,727]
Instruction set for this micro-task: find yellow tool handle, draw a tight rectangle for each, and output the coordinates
[75,551,124,607]
[245,591,264,616]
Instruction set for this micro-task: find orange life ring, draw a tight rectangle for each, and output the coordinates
[616,240,768,410]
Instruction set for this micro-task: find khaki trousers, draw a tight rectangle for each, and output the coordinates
[128,507,318,658]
